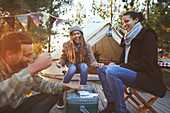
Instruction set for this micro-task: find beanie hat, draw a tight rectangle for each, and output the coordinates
[70,25,83,34]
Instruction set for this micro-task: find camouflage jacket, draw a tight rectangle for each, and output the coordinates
[0,57,63,109]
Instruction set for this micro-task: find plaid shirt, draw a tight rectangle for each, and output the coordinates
[0,57,63,109]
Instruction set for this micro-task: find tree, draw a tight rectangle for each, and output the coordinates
[147,1,170,52]
[91,0,114,22]
[55,1,90,41]
[70,2,87,27]
[0,0,73,56]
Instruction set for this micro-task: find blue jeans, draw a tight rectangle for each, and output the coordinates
[63,62,88,85]
[97,65,137,113]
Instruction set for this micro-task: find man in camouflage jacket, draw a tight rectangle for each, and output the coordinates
[0,32,82,113]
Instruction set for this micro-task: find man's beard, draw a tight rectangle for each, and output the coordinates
[12,60,28,72]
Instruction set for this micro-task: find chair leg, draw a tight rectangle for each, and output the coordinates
[124,88,141,107]
[140,96,158,113]
[132,90,158,113]
[124,87,158,113]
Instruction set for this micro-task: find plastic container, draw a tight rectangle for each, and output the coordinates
[66,87,99,113]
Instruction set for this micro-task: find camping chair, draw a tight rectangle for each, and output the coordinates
[124,87,158,113]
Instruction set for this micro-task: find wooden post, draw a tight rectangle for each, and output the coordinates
[48,0,53,53]
[111,0,113,24]
[147,0,150,22]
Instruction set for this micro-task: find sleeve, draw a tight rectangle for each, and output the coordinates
[0,68,35,108]
[86,43,98,68]
[59,42,68,66]
[32,75,63,94]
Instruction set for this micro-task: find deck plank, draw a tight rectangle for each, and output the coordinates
[43,78,170,113]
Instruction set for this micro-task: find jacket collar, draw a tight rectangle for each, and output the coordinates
[135,27,158,41]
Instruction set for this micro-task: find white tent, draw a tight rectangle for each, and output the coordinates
[51,48,62,60]
[83,15,123,62]
[42,48,65,76]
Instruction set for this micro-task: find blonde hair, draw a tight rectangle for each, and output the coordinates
[68,33,86,64]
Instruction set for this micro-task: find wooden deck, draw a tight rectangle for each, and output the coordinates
[40,75,170,113]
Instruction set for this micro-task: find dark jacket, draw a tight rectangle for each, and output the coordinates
[119,27,167,98]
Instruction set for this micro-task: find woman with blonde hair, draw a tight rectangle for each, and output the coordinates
[56,25,103,108]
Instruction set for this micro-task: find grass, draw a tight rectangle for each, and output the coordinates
[93,81,101,84]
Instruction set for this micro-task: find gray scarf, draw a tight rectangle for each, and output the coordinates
[124,22,142,63]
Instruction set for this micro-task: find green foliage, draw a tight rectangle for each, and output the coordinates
[91,0,112,21]
[70,2,87,27]
[0,0,73,56]
[144,1,170,52]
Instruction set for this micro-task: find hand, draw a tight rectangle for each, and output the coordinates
[27,53,52,76]
[96,63,104,68]
[56,61,62,68]
[107,62,116,67]
[34,53,52,69]
[62,84,86,90]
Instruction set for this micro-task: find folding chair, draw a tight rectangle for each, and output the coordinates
[124,87,158,113]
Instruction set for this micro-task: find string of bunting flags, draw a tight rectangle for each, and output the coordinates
[0,12,67,31]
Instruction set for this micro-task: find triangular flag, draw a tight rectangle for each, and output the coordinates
[0,18,1,28]
[41,12,50,26]
[56,19,65,26]
[30,14,39,27]
[17,16,28,30]
[4,17,15,29]
[49,16,56,26]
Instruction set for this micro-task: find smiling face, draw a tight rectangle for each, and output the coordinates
[18,44,33,68]
[11,44,33,71]
[122,15,138,33]
[70,30,82,44]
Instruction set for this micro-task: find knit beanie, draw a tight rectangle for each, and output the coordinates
[70,25,83,34]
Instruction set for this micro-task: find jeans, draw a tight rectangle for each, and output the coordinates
[1,93,58,113]
[97,65,137,113]
[63,62,88,85]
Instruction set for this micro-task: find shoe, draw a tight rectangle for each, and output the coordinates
[56,92,64,109]
[100,102,115,113]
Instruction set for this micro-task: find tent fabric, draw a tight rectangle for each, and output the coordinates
[83,14,123,62]
[51,48,62,60]
[41,62,65,76]
[42,48,64,75]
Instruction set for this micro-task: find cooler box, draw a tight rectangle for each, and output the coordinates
[66,87,99,113]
